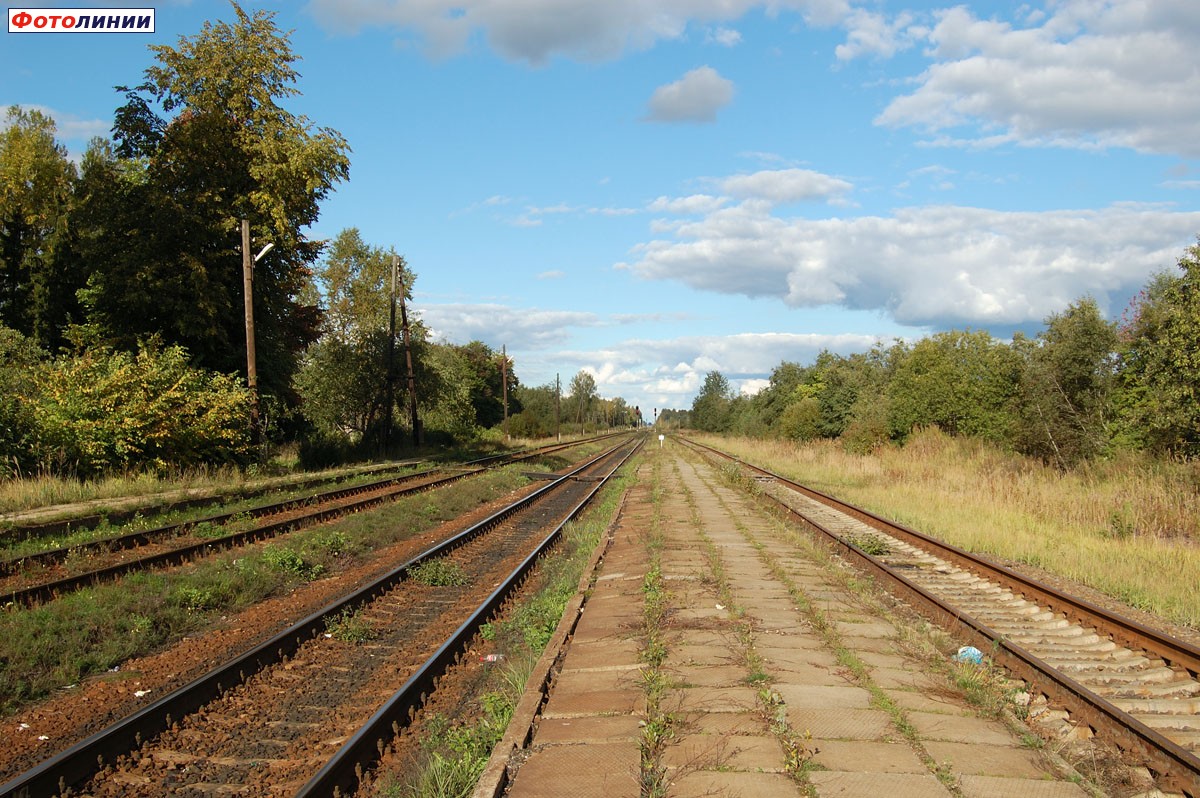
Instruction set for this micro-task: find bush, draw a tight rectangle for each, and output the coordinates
[30,341,253,476]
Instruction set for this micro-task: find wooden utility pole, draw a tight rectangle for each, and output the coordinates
[398,273,421,446]
[501,344,509,441]
[384,255,399,452]
[555,373,561,442]
[240,218,259,437]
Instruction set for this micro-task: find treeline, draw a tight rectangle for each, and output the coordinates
[0,4,633,479]
[689,244,1200,468]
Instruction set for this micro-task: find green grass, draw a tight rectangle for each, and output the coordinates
[0,466,532,716]
[372,456,635,798]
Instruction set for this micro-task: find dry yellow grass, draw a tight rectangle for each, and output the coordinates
[698,428,1200,632]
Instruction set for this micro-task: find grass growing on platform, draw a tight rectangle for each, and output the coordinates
[697,428,1200,632]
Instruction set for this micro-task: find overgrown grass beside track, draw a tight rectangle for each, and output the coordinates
[0,467,532,715]
[696,428,1200,631]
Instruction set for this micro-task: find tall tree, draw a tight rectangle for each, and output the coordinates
[1018,299,1118,466]
[691,371,733,432]
[887,330,1020,443]
[567,370,597,428]
[1117,243,1200,455]
[79,2,348,400]
[0,107,77,344]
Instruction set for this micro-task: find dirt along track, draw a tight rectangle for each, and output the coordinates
[0,436,632,788]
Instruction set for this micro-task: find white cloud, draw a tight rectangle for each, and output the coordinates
[421,304,600,348]
[308,0,856,64]
[707,26,742,47]
[876,1,1200,157]
[619,202,1200,328]
[645,66,734,123]
[835,9,921,60]
[559,330,883,410]
[648,194,728,215]
[720,168,852,204]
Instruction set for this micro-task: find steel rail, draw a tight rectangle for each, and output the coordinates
[0,434,625,607]
[296,436,644,798]
[679,435,1200,797]
[0,435,639,798]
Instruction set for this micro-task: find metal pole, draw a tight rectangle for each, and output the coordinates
[555,373,560,442]
[240,219,259,438]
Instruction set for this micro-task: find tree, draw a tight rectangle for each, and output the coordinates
[887,330,1020,443]
[691,371,733,432]
[1117,243,1200,454]
[0,107,77,345]
[567,370,597,428]
[79,3,348,401]
[1017,299,1118,466]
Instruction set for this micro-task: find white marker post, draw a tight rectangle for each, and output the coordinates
[658,434,665,449]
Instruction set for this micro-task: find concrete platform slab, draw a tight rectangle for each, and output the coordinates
[905,712,1018,745]
[673,664,750,687]
[534,714,641,744]
[922,741,1050,778]
[809,739,928,773]
[774,684,872,709]
[958,774,1090,797]
[506,742,639,798]
[667,769,804,797]
[553,667,641,694]
[788,708,895,740]
[808,770,952,797]
[665,685,760,714]
[662,733,784,771]
[563,639,641,669]
[541,687,644,718]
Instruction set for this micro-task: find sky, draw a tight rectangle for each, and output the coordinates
[5,0,1200,417]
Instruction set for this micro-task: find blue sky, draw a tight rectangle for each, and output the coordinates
[5,1,1200,416]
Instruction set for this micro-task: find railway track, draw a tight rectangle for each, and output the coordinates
[679,435,1200,798]
[0,435,621,607]
[0,434,642,798]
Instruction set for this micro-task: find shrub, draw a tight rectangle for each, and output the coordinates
[29,341,253,476]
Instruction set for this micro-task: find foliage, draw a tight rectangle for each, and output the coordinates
[691,371,734,432]
[886,330,1021,443]
[0,325,46,477]
[79,2,347,402]
[566,370,597,427]
[29,341,253,476]
[507,383,561,438]
[1017,298,1118,466]
[0,106,78,346]
[1116,244,1200,455]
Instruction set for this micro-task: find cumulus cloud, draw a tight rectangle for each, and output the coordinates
[619,202,1200,329]
[558,331,884,410]
[645,66,734,123]
[720,168,852,204]
[308,0,858,64]
[876,1,1200,157]
[420,304,601,348]
[835,8,922,60]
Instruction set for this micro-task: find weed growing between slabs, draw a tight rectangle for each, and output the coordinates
[370,462,636,798]
[637,452,674,798]
[670,456,820,794]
